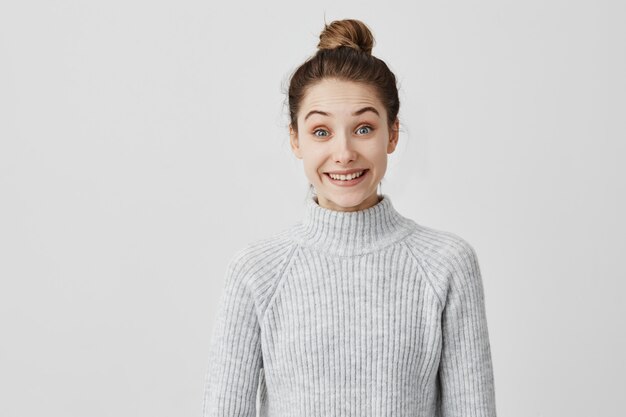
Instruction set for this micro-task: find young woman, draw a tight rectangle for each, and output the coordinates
[202,18,497,417]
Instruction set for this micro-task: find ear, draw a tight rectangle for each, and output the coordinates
[290,124,302,159]
[387,118,400,154]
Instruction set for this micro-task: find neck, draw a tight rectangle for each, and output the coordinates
[315,192,382,212]
[293,193,416,256]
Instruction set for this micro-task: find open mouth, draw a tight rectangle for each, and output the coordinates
[324,169,369,182]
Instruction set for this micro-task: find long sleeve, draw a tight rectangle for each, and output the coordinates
[202,254,263,417]
[438,242,497,417]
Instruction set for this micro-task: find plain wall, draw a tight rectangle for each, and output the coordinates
[1,1,624,416]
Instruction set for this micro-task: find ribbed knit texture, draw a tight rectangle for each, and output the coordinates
[202,194,497,417]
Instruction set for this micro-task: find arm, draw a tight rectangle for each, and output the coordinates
[202,254,263,417]
[438,242,497,417]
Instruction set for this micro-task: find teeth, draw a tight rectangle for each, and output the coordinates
[328,170,365,181]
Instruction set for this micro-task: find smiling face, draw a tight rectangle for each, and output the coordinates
[290,78,399,212]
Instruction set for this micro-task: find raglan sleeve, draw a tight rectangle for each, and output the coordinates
[202,251,263,417]
[438,240,497,417]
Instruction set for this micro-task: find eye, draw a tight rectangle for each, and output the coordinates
[313,128,329,137]
[356,125,373,135]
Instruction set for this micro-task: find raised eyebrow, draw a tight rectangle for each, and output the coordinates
[304,110,330,121]
[304,106,380,121]
[352,106,380,118]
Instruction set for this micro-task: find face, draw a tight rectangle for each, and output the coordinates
[290,78,399,212]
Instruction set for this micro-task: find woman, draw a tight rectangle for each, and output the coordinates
[202,18,497,417]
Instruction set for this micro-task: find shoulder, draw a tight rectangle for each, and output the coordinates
[224,226,299,309]
[227,227,299,282]
[402,222,481,295]
[403,222,477,267]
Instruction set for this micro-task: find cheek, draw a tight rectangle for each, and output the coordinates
[300,147,326,167]
[376,157,388,173]
[303,159,323,179]
[369,145,389,173]
[362,140,388,162]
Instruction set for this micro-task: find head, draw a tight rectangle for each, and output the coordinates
[287,19,400,212]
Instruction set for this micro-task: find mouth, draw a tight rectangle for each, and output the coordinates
[323,169,369,186]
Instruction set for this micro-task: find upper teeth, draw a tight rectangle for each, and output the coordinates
[328,170,365,180]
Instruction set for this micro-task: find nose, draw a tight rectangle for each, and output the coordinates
[332,130,358,165]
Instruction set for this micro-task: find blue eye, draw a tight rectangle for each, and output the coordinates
[313,129,329,137]
[357,125,372,135]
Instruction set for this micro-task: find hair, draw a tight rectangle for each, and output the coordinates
[286,19,400,134]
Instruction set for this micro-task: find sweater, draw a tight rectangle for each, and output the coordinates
[202,193,497,417]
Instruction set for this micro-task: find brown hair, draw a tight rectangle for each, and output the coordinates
[287,19,400,134]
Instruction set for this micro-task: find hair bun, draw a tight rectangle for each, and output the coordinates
[317,19,375,55]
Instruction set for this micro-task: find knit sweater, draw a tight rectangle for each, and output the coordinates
[202,193,497,417]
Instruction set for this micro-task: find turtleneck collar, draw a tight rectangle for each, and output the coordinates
[292,193,416,257]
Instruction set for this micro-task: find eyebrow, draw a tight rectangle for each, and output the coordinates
[304,106,380,121]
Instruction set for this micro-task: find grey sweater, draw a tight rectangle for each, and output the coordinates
[202,194,497,416]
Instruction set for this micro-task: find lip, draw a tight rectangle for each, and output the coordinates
[325,168,368,175]
[324,169,369,187]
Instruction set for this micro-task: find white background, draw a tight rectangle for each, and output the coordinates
[1,1,624,416]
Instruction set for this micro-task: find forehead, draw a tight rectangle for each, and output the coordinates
[300,78,383,118]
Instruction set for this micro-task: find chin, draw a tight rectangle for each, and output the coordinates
[319,190,374,209]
